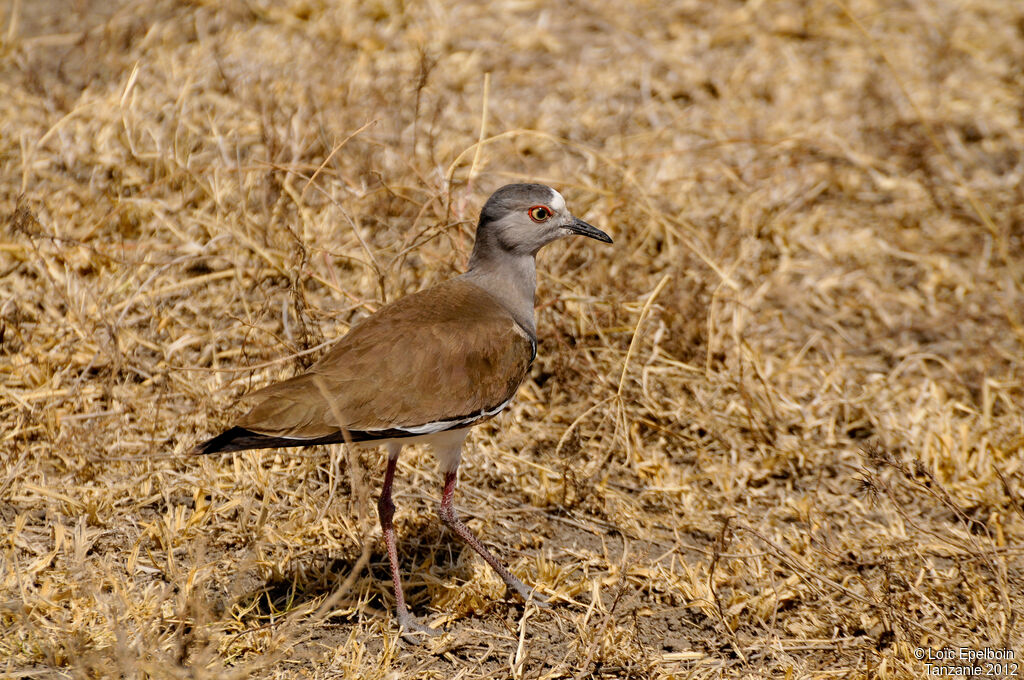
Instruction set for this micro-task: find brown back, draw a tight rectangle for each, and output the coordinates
[235,278,534,439]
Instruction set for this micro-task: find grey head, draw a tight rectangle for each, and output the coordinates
[468,184,612,266]
[462,183,611,338]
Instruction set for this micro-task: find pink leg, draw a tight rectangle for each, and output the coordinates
[438,469,546,605]
[378,451,439,636]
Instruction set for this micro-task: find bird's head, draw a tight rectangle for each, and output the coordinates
[472,183,612,261]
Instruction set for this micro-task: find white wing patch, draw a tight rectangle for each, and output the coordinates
[392,396,514,435]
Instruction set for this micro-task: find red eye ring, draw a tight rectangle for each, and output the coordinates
[528,205,552,222]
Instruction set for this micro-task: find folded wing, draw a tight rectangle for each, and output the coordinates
[193,279,534,453]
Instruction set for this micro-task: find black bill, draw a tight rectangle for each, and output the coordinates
[568,217,613,243]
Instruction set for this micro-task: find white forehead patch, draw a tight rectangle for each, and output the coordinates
[548,188,566,212]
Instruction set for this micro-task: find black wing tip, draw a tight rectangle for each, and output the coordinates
[190,427,270,454]
[189,426,415,455]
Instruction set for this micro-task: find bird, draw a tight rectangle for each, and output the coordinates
[191,183,612,636]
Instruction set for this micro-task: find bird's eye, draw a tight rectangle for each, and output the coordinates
[528,205,552,222]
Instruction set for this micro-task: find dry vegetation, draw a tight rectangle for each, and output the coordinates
[2,0,1024,677]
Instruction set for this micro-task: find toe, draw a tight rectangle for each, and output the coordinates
[397,613,442,640]
[527,590,552,609]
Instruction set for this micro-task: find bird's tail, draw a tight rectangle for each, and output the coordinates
[190,427,313,454]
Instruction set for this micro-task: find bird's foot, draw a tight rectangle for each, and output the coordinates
[507,580,552,609]
[525,588,552,609]
[397,612,442,642]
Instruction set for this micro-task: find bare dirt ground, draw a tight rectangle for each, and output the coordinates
[2,0,1023,677]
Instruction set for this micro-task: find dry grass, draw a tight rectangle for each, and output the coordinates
[2,0,1023,677]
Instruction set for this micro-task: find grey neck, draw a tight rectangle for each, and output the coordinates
[461,251,537,338]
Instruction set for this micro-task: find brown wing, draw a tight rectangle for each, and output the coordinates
[234,279,534,440]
